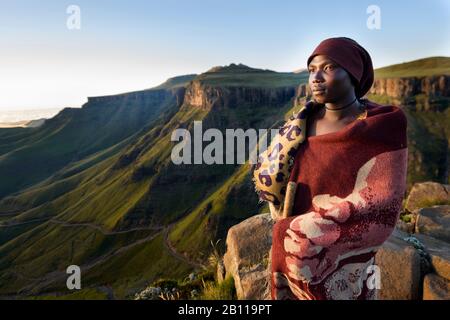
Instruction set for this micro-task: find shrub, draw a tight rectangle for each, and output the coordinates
[198,276,236,300]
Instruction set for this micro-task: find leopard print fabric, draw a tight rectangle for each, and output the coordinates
[252,100,368,211]
[252,101,315,207]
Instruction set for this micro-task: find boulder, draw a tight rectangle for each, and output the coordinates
[415,205,450,243]
[405,182,449,213]
[223,216,426,300]
[375,229,422,300]
[423,273,450,300]
[396,219,415,234]
[223,213,273,300]
[414,233,450,281]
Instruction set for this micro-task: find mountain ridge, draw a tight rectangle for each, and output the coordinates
[0,56,448,299]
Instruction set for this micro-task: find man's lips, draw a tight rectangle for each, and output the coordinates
[312,87,326,94]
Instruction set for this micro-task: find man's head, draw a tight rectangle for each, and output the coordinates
[307,37,374,104]
[308,55,357,104]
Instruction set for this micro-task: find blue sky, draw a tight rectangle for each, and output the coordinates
[0,0,449,110]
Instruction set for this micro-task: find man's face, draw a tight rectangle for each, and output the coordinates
[308,55,355,104]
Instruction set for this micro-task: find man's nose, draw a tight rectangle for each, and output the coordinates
[310,70,324,83]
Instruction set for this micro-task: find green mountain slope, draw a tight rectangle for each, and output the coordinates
[0,65,306,298]
[374,56,450,78]
[0,58,448,299]
[0,75,195,199]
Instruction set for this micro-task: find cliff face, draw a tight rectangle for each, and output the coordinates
[0,84,188,200]
[368,75,449,187]
[87,87,186,108]
[293,75,449,104]
[369,75,449,98]
[293,84,310,106]
[183,80,297,111]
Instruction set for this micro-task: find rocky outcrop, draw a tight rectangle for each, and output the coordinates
[415,206,450,243]
[396,218,416,234]
[184,81,297,111]
[293,75,449,111]
[224,203,450,299]
[223,213,273,300]
[405,182,450,213]
[369,75,449,98]
[414,234,450,281]
[375,229,422,300]
[293,84,310,107]
[423,274,450,300]
[87,87,186,108]
[222,213,425,300]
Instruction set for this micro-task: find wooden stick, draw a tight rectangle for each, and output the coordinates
[282,181,297,218]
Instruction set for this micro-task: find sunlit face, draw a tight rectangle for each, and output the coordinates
[308,55,355,104]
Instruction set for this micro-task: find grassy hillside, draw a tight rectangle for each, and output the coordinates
[0,86,186,199]
[195,63,309,87]
[0,102,208,298]
[168,100,303,262]
[374,56,450,78]
[0,67,306,298]
[153,74,198,89]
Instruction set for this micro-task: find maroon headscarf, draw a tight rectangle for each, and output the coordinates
[307,37,374,98]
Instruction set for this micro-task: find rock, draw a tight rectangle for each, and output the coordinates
[396,219,415,234]
[415,205,450,243]
[369,76,450,101]
[223,213,274,300]
[405,182,449,213]
[423,273,450,300]
[223,215,427,300]
[134,286,162,300]
[87,87,182,105]
[184,80,296,111]
[375,229,422,300]
[414,234,450,281]
[402,235,433,277]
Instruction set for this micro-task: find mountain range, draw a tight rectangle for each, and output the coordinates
[0,57,449,299]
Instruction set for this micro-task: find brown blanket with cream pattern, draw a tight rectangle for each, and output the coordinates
[255,101,408,299]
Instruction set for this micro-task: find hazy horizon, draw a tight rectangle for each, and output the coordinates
[1,0,449,111]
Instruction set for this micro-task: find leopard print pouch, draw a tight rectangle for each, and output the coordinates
[252,101,315,218]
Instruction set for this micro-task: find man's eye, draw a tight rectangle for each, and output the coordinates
[325,65,335,71]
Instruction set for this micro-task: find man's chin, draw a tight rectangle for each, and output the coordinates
[312,95,327,104]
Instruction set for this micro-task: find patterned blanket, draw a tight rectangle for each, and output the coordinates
[253,101,408,299]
